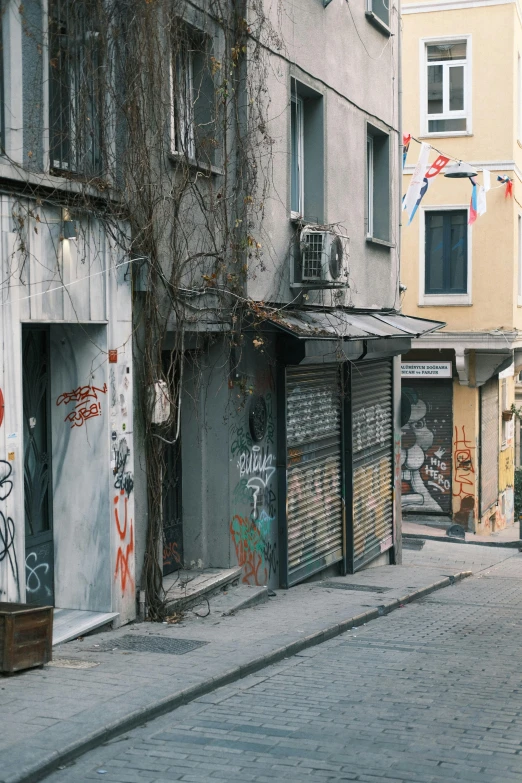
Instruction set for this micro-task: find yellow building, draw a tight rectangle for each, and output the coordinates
[400,0,522,533]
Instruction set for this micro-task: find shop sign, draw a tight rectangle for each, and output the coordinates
[401,362,452,379]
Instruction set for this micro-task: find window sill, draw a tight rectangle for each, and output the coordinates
[168,152,223,176]
[418,132,473,139]
[366,235,394,249]
[419,294,471,306]
[290,211,303,223]
[365,11,391,35]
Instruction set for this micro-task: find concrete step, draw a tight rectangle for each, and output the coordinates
[162,567,243,613]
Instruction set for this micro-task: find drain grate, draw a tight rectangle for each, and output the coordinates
[319,582,391,594]
[94,635,209,655]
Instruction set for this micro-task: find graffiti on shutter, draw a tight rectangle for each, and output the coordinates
[400,381,453,515]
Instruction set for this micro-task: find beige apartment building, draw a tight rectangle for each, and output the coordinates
[400,0,522,533]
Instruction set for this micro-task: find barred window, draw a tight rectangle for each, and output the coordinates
[49,0,103,175]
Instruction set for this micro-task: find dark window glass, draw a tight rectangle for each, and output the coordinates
[49,0,102,175]
[425,210,467,295]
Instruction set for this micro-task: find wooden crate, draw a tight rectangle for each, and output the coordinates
[0,602,53,674]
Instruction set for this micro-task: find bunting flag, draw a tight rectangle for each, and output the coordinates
[405,151,450,224]
[468,177,478,225]
[402,133,411,170]
[403,143,431,224]
[483,169,491,192]
[497,175,514,198]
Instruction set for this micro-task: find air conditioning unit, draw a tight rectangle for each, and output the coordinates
[299,228,349,287]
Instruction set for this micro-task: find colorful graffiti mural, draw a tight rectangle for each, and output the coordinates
[401,386,452,514]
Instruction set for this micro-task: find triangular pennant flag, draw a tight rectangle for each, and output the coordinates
[406,153,450,224]
[483,169,491,192]
[402,134,411,170]
[403,143,431,223]
[469,177,478,225]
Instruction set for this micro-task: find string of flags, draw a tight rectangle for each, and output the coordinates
[402,133,513,226]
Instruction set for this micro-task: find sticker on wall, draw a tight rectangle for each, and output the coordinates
[7,451,15,461]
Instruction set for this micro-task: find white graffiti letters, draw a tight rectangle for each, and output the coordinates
[238,446,275,483]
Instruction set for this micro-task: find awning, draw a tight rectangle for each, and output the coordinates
[264,309,445,341]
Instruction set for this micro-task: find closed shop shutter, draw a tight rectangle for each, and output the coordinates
[351,359,394,571]
[400,381,453,516]
[285,365,343,586]
[480,377,499,514]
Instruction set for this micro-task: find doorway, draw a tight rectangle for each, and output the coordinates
[22,327,54,605]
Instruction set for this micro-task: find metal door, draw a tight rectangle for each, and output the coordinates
[351,359,394,571]
[400,381,453,515]
[22,327,54,605]
[284,365,343,586]
[480,377,499,514]
[161,350,183,576]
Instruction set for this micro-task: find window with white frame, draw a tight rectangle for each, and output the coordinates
[49,0,103,174]
[366,125,390,242]
[425,40,469,135]
[291,94,304,217]
[518,214,522,306]
[517,52,522,143]
[171,30,216,165]
[366,0,390,31]
[424,210,468,296]
[290,80,324,223]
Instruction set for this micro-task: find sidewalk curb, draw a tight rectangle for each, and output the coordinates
[404,532,522,549]
[3,570,472,783]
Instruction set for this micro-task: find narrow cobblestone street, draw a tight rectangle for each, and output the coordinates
[41,551,522,783]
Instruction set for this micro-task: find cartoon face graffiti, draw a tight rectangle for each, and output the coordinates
[401,388,444,512]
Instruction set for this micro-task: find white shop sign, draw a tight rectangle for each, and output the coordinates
[401,361,452,378]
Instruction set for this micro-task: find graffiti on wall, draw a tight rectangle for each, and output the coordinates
[0,459,18,596]
[230,386,278,585]
[57,383,107,428]
[401,387,451,513]
[452,425,475,527]
[0,387,4,428]
[25,549,51,596]
[113,437,134,593]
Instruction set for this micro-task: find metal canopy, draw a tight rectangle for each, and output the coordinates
[265,309,445,341]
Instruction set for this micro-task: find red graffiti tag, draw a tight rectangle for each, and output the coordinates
[230,514,268,586]
[114,492,134,592]
[57,383,107,428]
[0,387,4,428]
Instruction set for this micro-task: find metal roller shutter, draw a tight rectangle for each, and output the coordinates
[400,381,453,516]
[285,365,343,586]
[351,359,394,571]
[480,378,499,514]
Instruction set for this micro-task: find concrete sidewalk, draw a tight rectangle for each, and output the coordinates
[1,541,519,783]
[403,519,522,547]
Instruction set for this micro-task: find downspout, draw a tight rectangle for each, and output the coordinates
[397,0,403,314]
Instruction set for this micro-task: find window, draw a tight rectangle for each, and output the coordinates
[425,210,467,295]
[0,14,4,155]
[49,0,103,174]
[519,53,522,144]
[518,215,522,306]
[424,39,469,135]
[366,0,390,32]
[366,125,390,243]
[290,80,324,223]
[171,29,216,165]
[290,94,304,216]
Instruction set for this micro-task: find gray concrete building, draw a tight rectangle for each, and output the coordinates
[0,0,440,634]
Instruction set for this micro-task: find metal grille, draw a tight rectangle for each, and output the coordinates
[401,381,453,516]
[49,0,103,174]
[351,360,393,571]
[480,377,499,514]
[302,233,324,280]
[95,635,209,655]
[285,365,343,586]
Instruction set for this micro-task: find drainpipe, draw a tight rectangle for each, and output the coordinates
[397,0,403,313]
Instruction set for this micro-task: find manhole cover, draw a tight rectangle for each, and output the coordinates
[48,658,100,669]
[95,635,209,655]
[319,582,391,593]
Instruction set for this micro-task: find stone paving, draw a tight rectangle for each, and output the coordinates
[40,546,522,783]
[0,541,519,783]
